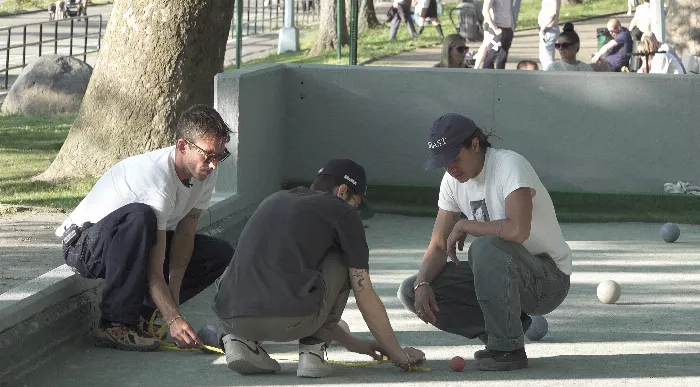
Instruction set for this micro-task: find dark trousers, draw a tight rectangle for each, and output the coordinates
[397,236,570,351]
[220,250,350,345]
[62,203,234,326]
[389,3,417,40]
[482,27,514,69]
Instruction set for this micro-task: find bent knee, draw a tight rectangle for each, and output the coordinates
[397,275,418,311]
[468,235,504,257]
[468,236,516,274]
[124,203,157,228]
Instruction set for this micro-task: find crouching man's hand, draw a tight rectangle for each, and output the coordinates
[391,347,426,370]
[345,338,387,360]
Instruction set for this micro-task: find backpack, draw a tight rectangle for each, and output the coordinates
[450,0,484,42]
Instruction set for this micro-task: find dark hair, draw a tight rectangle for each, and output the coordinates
[176,105,231,144]
[558,22,580,45]
[310,175,342,194]
[461,127,494,152]
[517,60,539,70]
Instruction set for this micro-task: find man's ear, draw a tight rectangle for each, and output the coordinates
[472,137,481,152]
[176,139,187,153]
[337,184,349,197]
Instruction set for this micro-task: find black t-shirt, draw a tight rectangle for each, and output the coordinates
[213,187,369,319]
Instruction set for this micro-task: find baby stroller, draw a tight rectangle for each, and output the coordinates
[49,0,86,21]
[450,0,484,42]
[64,0,86,18]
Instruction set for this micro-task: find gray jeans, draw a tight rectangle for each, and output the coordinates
[398,236,570,351]
[539,25,560,71]
[219,251,350,345]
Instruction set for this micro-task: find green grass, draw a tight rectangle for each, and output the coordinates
[0,0,113,16]
[230,19,450,70]
[517,0,627,30]
[0,115,95,212]
[227,0,626,69]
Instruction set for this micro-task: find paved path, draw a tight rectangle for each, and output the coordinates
[0,210,65,295]
[370,14,633,69]
[8,214,700,387]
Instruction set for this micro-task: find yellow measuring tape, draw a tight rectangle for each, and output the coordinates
[149,310,429,371]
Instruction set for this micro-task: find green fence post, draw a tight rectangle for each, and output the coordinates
[236,0,243,69]
[349,0,358,65]
[336,0,342,60]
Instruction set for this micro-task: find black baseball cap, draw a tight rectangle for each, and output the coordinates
[317,159,374,219]
[425,113,478,170]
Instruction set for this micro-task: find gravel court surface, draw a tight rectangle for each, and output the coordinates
[10,214,700,387]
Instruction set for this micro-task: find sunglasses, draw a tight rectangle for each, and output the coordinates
[452,46,468,54]
[555,42,574,50]
[185,139,231,164]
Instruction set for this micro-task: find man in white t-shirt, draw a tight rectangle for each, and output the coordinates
[56,105,234,352]
[397,113,572,371]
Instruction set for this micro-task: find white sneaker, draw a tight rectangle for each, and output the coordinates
[222,334,281,375]
[297,342,332,378]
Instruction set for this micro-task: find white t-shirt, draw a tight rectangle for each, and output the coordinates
[55,146,217,237]
[546,60,593,72]
[633,3,651,33]
[437,148,573,275]
[638,43,685,74]
[490,0,514,28]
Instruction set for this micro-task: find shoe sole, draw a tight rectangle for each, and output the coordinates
[94,337,159,352]
[476,358,528,371]
[297,367,332,378]
[227,356,278,375]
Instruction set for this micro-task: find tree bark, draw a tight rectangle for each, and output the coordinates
[309,0,349,56]
[665,0,700,57]
[38,0,236,181]
[358,0,381,30]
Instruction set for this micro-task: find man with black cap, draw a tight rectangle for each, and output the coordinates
[397,113,572,371]
[213,159,425,377]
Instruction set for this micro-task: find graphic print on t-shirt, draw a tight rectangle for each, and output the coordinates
[470,199,490,222]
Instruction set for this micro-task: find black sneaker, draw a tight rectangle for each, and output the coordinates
[473,347,495,359]
[476,348,528,371]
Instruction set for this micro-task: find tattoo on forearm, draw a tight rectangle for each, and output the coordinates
[351,270,367,292]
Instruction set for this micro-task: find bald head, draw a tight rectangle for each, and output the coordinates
[607,18,622,37]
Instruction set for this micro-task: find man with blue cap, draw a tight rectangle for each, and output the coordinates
[397,113,573,371]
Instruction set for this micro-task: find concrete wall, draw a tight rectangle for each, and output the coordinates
[281,65,700,193]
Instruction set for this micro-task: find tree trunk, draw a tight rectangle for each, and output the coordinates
[345,0,380,31]
[665,0,700,57]
[309,0,349,56]
[38,0,236,181]
[358,0,380,30]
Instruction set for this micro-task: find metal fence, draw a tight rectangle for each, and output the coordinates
[230,0,319,38]
[0,1,320,92]
[0,15,103,90]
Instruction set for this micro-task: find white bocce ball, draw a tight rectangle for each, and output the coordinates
[597,280,621,304]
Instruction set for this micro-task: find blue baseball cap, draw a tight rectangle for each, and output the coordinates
[425,113,478,170]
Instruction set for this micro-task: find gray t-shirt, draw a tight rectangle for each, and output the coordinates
[491,0,513,28]
[213,187,369,319]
